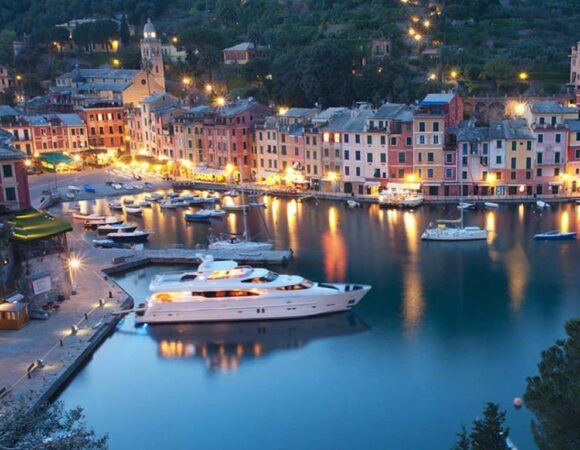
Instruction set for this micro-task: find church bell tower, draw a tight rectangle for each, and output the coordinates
[140,19,165,90]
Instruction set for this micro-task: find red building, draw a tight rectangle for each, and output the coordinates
[80,102,126,153]
[0,130,30,211]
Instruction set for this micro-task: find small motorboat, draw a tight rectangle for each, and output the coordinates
[65,192,76,200]
[534,230,576,241]
[399,195,424,208]
[160,200,177,210]
[346,199,360,209]
[188,197,205,205]
[250,201,266,208]
[223,204,249,212]
[484,202,500,209]
[125,206,143,215]
[139,200,152,207]
[67,185,81,192]
[107,230,150,243]
[122,198,135,205]
[150,193,164,200]
[536,200,550,209]
[123,183,134,191]
[84,216,123,229]
[144,182,154,190]
[209,209,226,218]
[224,190,239,198]
[185,211,212,222]
[202,197,219,204]
[458,202,475,210]
[167,192,180,198]
[97,223,137,235]
[133,183,143,190]
[69,203,81,211]
[72,212,105,221]
[108,201,123,211]
[112,183,123,190]
[83,184,96,193]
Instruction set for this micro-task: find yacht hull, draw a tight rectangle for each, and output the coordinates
[136,285,370,324]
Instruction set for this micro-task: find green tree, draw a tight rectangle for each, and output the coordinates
[524,319,580,450]
[480,58,517,95]
[72,22,92,52]
[119,14,131,45]
[470,403,509,450]
[452,425,471,450]
[0,30,16,64]
[0,398,107,449]
[88,20,120,52]
[298,40,354,107]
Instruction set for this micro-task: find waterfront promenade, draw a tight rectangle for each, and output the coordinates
[0,234,133,407]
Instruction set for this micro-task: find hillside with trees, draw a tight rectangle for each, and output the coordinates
[1,0,579,106]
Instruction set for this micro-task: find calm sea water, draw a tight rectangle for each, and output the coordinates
[56,195,580,449]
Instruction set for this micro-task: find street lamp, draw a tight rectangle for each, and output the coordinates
[518,72,528,81]
[182,76,192,86]
[205,83,213,93]
[68,256,81,295]
[112,58,121,67]
[215,96,226,107]
[278,106,288,116]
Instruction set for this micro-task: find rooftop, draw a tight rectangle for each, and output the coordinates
[325,109,375,132]
[529,101,577,114]
[9,210,72,242]
[0,105,18,117]
[55,113,84,126]
[420,93,455,106]
[58,68,139,81]
[490,119,535,140]
[565,119,580,131]
[373,103,413,121]
[224,42,266,52]
[456,127,490,143]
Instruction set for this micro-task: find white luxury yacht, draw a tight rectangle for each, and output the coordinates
[136,257,371,324]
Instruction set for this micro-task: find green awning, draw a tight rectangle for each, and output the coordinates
[39,153,74,165]
[9,209,72,242]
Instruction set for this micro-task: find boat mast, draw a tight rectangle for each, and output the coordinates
[241,186,248,239]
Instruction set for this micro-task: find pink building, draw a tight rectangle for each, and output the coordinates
[566,119,580,192]
[525,101,577,195]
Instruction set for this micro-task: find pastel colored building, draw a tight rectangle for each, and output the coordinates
[80,101,126,152]
[0,130,30,212]
[525,101,577,194]
[413,93,464,196]
[223,43,267,65]
[565,120,580,192]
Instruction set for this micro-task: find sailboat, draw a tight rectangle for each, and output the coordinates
[421,183,488,242]
[208,187,274,251]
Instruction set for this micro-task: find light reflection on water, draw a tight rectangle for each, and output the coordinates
[55,195,580,450]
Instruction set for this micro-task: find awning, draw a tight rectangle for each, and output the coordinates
[256,169,278,179]
[364,181,381,186]
[548,181,563,186]
[193,166,225,176]
[386,182,421,190]
[39,153,74,165]
[9,209,72,242]
[293,179,310,184]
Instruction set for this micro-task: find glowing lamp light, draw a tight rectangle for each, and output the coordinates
[514,102,526,116]
[408,28,416,36]
[172,36,178,44]
[327,171,338,182]
[486,173,496,183]
[518,185,525,193]
[182,76,192,86]
[414,34,422,42]
[450,70,458,79]
[423,19,431,28]
[205,83,213,93]
[112,58,121,67]
[518,72,528,81]
[226,163,235,174]
[428,73,437,81]
[24,159,32,167]
[215,97,226,107]
[278,106,288,116]
[406,173,417,182]
[69,257,81,270]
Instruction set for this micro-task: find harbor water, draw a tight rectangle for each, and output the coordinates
[56,195,580,449]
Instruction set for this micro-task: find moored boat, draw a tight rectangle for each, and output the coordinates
[185,211,212,222]
[160,200,177,209]
[223,204,249,212]
[84,216,123,229]
[533,230,576,240]
[346,199,360,209]
[72,212,105,221]
[107,230,149,243]
[108,201,123,211]
[135,256,371,324]
[536,200,550,209]
[97,223,137,235]
[125,206,143,215]
[484,202,500,209]
[421,220,488,241]
[458,202,476,210]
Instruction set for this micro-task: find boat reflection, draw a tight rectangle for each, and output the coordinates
[149,313,369,373]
